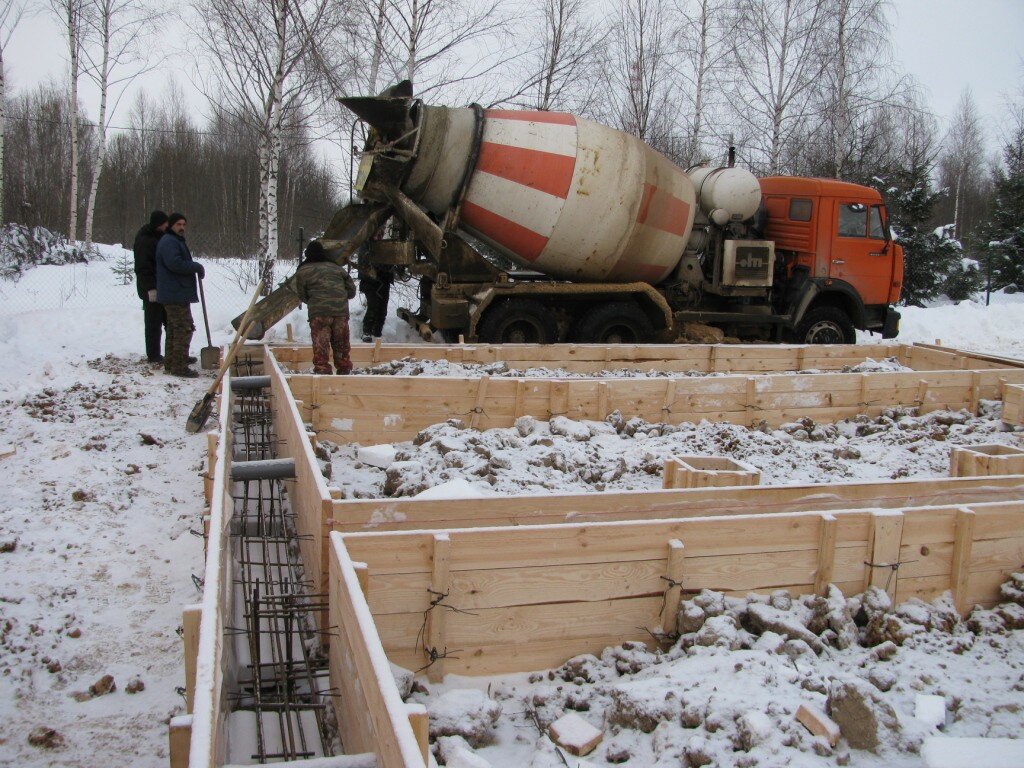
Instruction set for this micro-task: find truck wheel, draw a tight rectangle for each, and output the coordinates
[793,306,855,344]
[572,302,654,344]
[478,299,558,344]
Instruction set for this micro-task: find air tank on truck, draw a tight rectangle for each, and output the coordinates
[235,81,903,345]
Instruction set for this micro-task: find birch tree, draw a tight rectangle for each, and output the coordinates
[728,0,829,174]
[366,0,508,100]
[671,0,732,164]
[80,0,156,246]
[51,0,87,239]
[0,0,24,224]
[938,89,987,242]
[607,0,676,150]
[514,0,606,113]
[196,0,351,290]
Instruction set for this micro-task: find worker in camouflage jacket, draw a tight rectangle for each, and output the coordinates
[293,240,356,375]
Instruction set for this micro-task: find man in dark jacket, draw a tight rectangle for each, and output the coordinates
[155,212,205,378]
[293,240,356,375]
[133,210,169,362]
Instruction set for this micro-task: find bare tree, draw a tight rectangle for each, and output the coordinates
[51,0,87,239]
[79,0,158,246]
[512,0,607,113]
[940,88,987,241]
[195,0,351,290]
[671,0,732,164]
[728,0,829,174]
[606,0,676,149]
[369,0,509,99]
[0,0,24,223]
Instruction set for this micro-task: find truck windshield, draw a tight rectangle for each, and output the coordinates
[869,206,885,240]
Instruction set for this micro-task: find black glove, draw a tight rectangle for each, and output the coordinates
[196,264,206,279]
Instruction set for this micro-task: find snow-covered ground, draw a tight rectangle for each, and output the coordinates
[0,250,1022,767]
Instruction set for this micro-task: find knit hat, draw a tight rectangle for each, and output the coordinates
[168,212,186,227]
[149,210,169,228]
[303,240,327,262]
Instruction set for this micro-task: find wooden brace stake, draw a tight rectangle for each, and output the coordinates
[426,534,451,682]
[951,508,976,614]
[661,539,686,635]
[470,375,490,429]
[814,514,838,596]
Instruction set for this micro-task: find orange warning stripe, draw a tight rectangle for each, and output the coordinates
[636,183,690,237]
[462,201,548,263]
[484,109,577,126]
[476,142,575,200]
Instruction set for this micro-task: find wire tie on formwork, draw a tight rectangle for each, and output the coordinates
[191,573,205,591]
[175,686,187,701]
[414,588,475,672]
[658,575,684,621]
[188,527,205,538]
[863,558,916,593]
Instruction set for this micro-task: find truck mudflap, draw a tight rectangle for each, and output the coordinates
[230,202,392,338]
[881,306,901,339]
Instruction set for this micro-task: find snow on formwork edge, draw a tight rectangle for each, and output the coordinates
[329,531,428,767]
[189,370,234,765]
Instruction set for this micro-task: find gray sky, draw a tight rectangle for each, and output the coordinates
[7,0,1024,148]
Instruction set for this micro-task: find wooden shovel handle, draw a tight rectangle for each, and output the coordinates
[202,279,265,397]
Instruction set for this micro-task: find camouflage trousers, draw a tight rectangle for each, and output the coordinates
[164,304,195,374]
[310,316,352,375]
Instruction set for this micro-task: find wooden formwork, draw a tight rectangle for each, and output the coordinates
[176,361,236,768]
[1005,383,1024,426]
[188,341,1024,768]
[335,499,1024,680]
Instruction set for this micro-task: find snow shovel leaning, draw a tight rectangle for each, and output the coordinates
[185,279,265,434]
[197,276,219,370]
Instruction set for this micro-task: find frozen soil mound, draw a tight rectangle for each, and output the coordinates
[324,402,1021,499]
[409,577,1024,767]
[0,224,90,282]
[351,356,911,379]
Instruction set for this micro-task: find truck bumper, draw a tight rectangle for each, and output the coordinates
[881,307,901,339]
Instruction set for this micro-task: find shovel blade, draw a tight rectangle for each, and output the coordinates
[186,394,215,434]
[200,346,220,370]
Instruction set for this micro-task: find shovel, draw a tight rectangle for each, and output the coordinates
[197,277,219,370]
[185,279,265,434]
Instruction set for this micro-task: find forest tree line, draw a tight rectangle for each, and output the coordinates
[0,0,1021,303]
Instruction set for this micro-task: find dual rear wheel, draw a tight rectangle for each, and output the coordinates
[476,299,654,344]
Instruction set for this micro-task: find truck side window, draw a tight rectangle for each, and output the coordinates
[789,198,812,221]
[838,203,867,237]
[869,206,885,239]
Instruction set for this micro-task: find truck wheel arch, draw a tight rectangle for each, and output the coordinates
[790,279,866,331]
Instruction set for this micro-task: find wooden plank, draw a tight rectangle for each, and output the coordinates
[951,508,976,613]
[407,704,430,766]
[182,604,202,714]
[329,535,428,768]
[425,534,451,682]
[168,715,192,768]
[864,511,904,599]
[814,514,838,595]
[469,375,490,430]
[661,539,685,635]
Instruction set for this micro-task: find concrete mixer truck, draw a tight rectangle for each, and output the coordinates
[237,81,903,345]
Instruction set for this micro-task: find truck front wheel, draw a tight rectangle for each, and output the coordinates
[477,299,559,344]
[572,302,655,344]
[792,306,855,344]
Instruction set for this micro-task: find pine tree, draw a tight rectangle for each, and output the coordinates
[981,112,1024,292]
[110,248,133,284]
[882,166,968,306]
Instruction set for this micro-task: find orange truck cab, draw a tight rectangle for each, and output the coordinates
[760,177,903,343]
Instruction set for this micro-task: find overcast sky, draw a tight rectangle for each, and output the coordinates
[6,0,1024,150]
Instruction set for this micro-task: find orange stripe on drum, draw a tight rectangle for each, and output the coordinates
[485,109,577,126]
[636,183,690,237]
[462,201,548,263]
[476,142,575,200]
